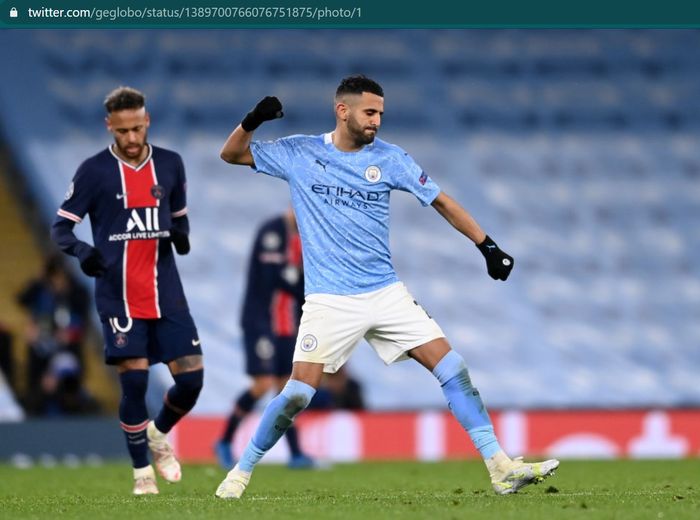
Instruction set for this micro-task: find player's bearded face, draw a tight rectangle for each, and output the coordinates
[347,111,378,146]
[345,92,383,147]
[106,108,150,161]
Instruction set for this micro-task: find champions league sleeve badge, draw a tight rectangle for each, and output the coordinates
[64,182,74,200]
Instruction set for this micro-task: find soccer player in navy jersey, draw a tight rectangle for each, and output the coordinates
[51,87,203,495]
[214,208,314,470]
[215,75,559,499]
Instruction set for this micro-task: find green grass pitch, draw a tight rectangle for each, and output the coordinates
[1,460,697,519]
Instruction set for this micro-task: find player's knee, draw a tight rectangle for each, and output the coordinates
[280,379,316,415]
[170,369,204,411]
[432,350,471,386]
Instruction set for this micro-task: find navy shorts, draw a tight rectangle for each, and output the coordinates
[102,310,202,365]
[244,332,295,377]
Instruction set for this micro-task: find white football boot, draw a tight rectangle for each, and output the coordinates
[133,465,159,495]
[488,452,559,495]
[146,421,182,483]
[215,464,251,499]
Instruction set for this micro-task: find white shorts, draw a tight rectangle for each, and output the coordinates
[293,282,445,373]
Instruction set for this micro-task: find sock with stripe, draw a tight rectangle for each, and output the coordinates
[119,369,150,469]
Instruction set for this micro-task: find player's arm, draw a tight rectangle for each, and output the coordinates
[51,168,106,277]
[170,155,191,255]
[51,218,106,277]
[431,191,514,281]
[220,96,283,166]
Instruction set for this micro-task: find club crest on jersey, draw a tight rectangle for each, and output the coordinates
[262,231,281,250]
[64,182,74,200]
[299,334,318,352]
[364,165,382,183]
[151,184,164,200]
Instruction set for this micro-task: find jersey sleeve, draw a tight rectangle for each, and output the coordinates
[392,150,441,207]
[170,154,188,218]
[57,161,95,223]
[249,137,297,181]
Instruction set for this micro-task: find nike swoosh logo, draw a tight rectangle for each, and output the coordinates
[192,339,201,346]
[116,193,127,200]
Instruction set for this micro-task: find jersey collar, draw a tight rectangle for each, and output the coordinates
[323,132,375,151]
[109,144,153,171]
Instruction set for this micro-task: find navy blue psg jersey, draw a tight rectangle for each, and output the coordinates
[56,145,189,319]
[241,216,304,339]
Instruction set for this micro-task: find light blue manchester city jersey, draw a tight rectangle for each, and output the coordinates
[250,132,441,295]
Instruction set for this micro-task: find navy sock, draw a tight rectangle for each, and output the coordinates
[284,425,303,457]
[154,369,203,434]
[221,390,257,443]
[119,370,150,469]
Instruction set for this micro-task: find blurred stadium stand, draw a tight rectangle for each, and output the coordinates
[0,29,698,414]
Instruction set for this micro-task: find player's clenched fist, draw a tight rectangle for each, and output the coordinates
[241,96,284,132]
[476,235,514,281]
[79,247,107,277]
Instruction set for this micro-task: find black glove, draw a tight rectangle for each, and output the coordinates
[79,247,107,277]
[241,96,284,132]
[476,235,514,281]
[170,228,190,255]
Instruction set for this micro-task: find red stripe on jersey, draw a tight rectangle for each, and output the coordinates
[289,233,302,266]
[272,291,294,336]
[124,239,160,319]
[271,231,302,336]
[123,160,159,208]
[121,158,160,318]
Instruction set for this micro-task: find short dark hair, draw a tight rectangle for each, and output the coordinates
[104,86,145,113]
[335,75,384,99]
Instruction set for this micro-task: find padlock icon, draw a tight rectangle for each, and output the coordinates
[10,7,18,18]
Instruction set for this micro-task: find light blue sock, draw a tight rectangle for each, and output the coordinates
[238,379,316,472]
[433,350,502,459]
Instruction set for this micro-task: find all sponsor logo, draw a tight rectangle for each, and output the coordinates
[109,208,170,241]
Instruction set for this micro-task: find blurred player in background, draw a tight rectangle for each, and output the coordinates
[51,87,203,495]
[214,75,559,499]
[214,208,315,470]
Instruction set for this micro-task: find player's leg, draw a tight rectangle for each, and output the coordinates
[409,339,559,494]
[275,376,316,469]
[216,293,365,499]
[104,317,158,494]
[215,362,321,499]
[117,359,158,495]
[215,333,276,469]
[367,283,558,495]
[275,336,316,469]
[149,311,204,483]
[216,375,275,469]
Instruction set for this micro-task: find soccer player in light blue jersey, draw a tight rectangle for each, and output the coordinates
[215,75,559,498]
